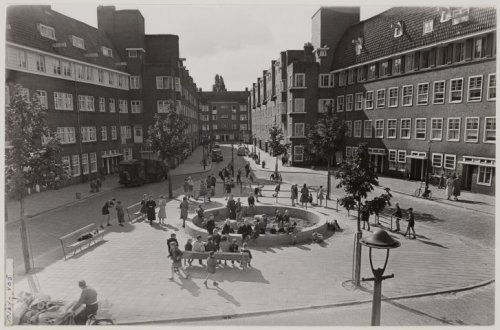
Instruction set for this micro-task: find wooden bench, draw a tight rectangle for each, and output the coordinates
[126,202,143,222]
[181,251,251,269]
[59,223,105,259]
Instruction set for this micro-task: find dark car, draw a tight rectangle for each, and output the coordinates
[118,159,167,186]
[211,149,223,162]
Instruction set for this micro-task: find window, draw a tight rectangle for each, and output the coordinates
[220,115,229,119]
[81,126,97,142]
[61,156,71,175]
[387,119,397,138]
[54,92,73,110]
[468,75,483,102]
[405,53,415,72]
[432,153,443,168]
[101,126,107,141]
[487,74,496,100]
[417,83,429,105]
[375,120,384,138]
[81,154,89,174]
[294,146,304,162]
[90,153,97,173]
[346,147,353,159]
[398,150,406,163]
[240,124,248,131]
[56,127,76,144]
[78,95,95,112]
[293,98,305,113]
[130,76,141,89]
[156,76,172,89]
[454,42,465,62]
[376,89,385,108]
[294,123,305,137]
[294,73,305,87]
[464,117,479,142]
[477,166,493,186]
[393,21,404,38]
[354,121,362,137]
[118,99,128,113]
[420,50,430,69]
[39,24,56,40]
[108,72,114,85]
[392,57,402,74]
[318,99,334,113]
[430,118,443,141]
[423,20,434,35]
[338,71,347,86]
[71,155,80,177]
[109,98,115,113]
[441,9,452,22]
[128,50,138,58]
[240,114,248,121]
[444,154,456,170]
[111,126,117,140]
[364,120,372,138]
[473,36,487,59]
[347,69,355,84]
[365,91,374,109]
[102,46,113,57]
[380,61,390,76]
[212,124,218,130]
[346,94,353,111]
[433,81,446,104]
[319,74,333,87]
[357,67,366,82]
[98,97,105,112]
[62,61,71,76]
[447,118,461,141]
[337,95,345,112]
[36,90,47,108]
[436,46,448,66]
[367,64,377,80]
[53,60,62,75]
[355,93,363,111]
[131,100,142,113]
[450,78,463,103]
[388,87,398,107]
[72,36,85,49]
[96,69,104,83]
[240,105,247,112]
[212,115,218,120]
[415,118,427,140]
[36,55,46,72]
[389,149,397,170]
[400,119,411,139]
[17,49,27,68]
[484,117,496,143]
[345,121,352,137]
[175,77,181,92]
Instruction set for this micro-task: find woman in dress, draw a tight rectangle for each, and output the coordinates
[445,173,455,200]
[145,195,157,226]
[158,195,167,225]
[290,184,297,206]
[140,194,148,221]
[317,185,325,207]
[452,174,461,201]
[300,184,309,208]
[116,200,125,226]
[179,196,189,228]
[227,195,236,220]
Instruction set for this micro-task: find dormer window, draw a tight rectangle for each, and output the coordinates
[72,36,85,49]
[452,8,469,25]
[102,46,113,57]
[423,20,434,35]
[128,50,138,58]
[440,8,452,22]
[392,21,404,38]
[39,24,56,40]
[352,37,363,55]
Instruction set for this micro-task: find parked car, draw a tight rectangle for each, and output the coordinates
[237,146,248,156]
[118,159,167,186]
[211,149,223,162]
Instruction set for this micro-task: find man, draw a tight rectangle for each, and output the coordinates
[404,208,416,239]
[236,168,242,185]
[71,280,98,325]
[166,233,178,256]
[392,202,403,232]
[100,198,116,229]
[247,192,256,214]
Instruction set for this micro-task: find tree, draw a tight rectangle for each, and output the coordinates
[334,143,392,287]
[5,84,69,274]
[212,74,227,92]
[148,112,190,198]
[308,106,347,200]
[268,126,290,175]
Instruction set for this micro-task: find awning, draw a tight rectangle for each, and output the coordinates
[368,148,386,155]
[458,160,495,167]
[101,153,123,158]
[458,156,495,167]
[406,155,427,160]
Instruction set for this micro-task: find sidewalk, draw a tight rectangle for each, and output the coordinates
[247,147,495,215]
[12,186,494,325]
[5,146,211,223]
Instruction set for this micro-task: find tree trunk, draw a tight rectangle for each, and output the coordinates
[19,197,32,274]
[327,158,331,200]
[353,198,362,286]
[275,155,279,176]
[167,164,173,199]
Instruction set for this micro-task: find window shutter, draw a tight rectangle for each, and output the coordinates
[465,38,473,61]
[387,58,393,76]
[413,51,420,70]
[485,33,493,57]
[446,44,454,64]
[429,47,437,67]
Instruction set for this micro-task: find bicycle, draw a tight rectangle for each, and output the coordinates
[414,182,432,199]
[61,312,115,325]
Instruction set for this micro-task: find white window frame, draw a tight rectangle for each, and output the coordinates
[430,118,443,141]
[432,153,443,168]
[118,99,128,113]
[484,117,496,143]
[376,89,385,108]
[56,127,76,144]
[346,94,353,111]
[81,154,89,175]
[130,76,141,89]
[337,95,345,112]
[294,73,305,88]
[464,117,479,143]
[432,80,446,104]
[353,120,362,138]
[128,50,138,58]
[109,98,115,113]
[355,93,363,111]
[101,126,107,141]
[345,121,352,137]
[357,67,366,82]
[400,118,411,140]
[294,98,305,113]
[467,75,483,102]
[81,126,97,143]
[449,78,464,103]
[365,91,374,110]
[447,117,461,142]
[338,71,347,86]
[387,119,397,139]
[415,118,427,140]
[397,150,406,163]
[39,24,56,40]
[477,166,493,186]
[487,73,496,101]
[402,85,413,106]
[423,19,434,35]
[90,153,97,173]
[392,57,402,74]
[131,100,142,113]
[71,155,80,177]
[318,99,334,113]
[111,126,117,140]
[102,46,113,57]
[294,123,305,137]
[346,146,353,159]
[388,87,398,107]
[99,97,105,112]
[444,154,456,170]
[293,146,305,162]
[156,76,172,89]
[36,90,48,109]
[364,120,372,138]
[375,119,384,138]
[157,100,171,113]
[78,95,95,112]
[71,36,85,49]
[319,74,334,87]
[417,83,429,105]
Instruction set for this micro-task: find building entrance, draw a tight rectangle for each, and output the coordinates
[370,154,384,174]
[410,158,426,181]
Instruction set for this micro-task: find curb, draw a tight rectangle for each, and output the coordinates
[171,163,214,177]
[118,278,494,325]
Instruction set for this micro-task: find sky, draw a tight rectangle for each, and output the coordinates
[21,2,391,91]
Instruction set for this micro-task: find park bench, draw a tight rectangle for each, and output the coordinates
[126,202,144,222]
[59,223,105,260]
[181,251,251,269]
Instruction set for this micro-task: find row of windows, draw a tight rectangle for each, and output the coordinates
[53,125,143,144]
[60,153,97,177]
[154,76,199,106]
[202,105,248,112]
[201,114,248,121]
[344,117,495,143]
[201,123,248,131]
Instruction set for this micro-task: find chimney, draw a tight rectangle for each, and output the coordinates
[198,88,202,92]
[304,42,314,54]
[245,87,248,92]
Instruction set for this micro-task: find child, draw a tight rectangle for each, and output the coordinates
[203,251,219,287]
[240,243,253,270]
[184,238,193,267]
[169,243,188,280]
[229,239,239,265]
[219,235,231,266]
[116,201,125,226]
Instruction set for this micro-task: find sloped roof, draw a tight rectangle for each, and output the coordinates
[6,5,127,72]
[331,7,496,70]
[200,91,249,103]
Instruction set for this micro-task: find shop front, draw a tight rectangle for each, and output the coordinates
[458,156,495,195]
[407,151,428,181]
[368,148,386,174]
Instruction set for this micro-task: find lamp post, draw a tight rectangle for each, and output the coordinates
[360,229,401,326]
[231,140,234,177]
[424,140,432,195]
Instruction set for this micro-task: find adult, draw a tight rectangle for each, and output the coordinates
[203,251,219,287]
[183,178,190,200]
[404,208,416,239]
[273,182,281,200]
[199,179,207,202]
[226,195,236,219]
[169,242,188,280]
[261,215,268,234]
[229,238,239,265]
[205,236,217,252]
[115,201,125,227]
[192,235,206,266]
[247,192,256,214]
[212,229,222,251]
[218,170,225,183]
[179,197,189,228]
[392,202,403,232]
[290,184,297,206]
[196,205,205,224]
[221,219,232,235]
[293,184,299,206]
[283,210,290,224]
[145,195,157,226]
[100,198,116,228]
[453,174,461,201]
[224,178,232,200]
[187,176,195,200]
[206,214,216,235]
[251,219,261,241]
[166,233,179,256]
[236,168,242,185]
[445,173,455,200]
[210,174,217,196]
[245,162,251,177]
[300,184,309,208]
[317,186,325,207]
[70,280,98,325]
[361,204,370,231]
[184,238,193,267]
[158,195,167,225]
[235,198,242,221]
[139,194,148,221]
[241,220,253,242]
[219,236,231,265]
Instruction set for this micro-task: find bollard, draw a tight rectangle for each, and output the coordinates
[75,192,81,199]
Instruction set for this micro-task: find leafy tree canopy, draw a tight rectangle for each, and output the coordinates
[147,112,190,161]
[308,111,347,161]
[212,74,227,92]
[268,126,289,157]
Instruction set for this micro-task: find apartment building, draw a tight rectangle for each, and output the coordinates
[6,5,200,185]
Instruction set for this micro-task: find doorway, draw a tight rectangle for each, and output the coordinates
[370,154,384,174]
[410,159,425,181]
[461,164,473,191]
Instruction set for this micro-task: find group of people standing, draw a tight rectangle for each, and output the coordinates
[100,197,126,228]
[290,184,325,208]
[445,173,461,201]
[139,194,167,226]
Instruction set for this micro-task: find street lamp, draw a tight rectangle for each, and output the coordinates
[423,140,432,197]
[360,229,401,326]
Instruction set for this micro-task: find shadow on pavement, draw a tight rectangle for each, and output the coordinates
[451,199,488,205]
[416,239,448,249]
[172,277,201,297]
[215,286,240,306]
[182,265,270,284]
[69,240,108,260]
